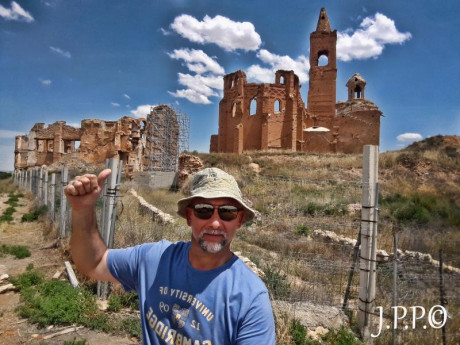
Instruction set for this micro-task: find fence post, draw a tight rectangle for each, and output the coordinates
[99,159,110,242]
[358,145,379,343]
[98,158,121,300]
[50,173,56,221]
[38,167,43,203]
[59,167,69,238]
[44,170,48,208]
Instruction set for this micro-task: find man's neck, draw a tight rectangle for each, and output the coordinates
[188,242,233,271]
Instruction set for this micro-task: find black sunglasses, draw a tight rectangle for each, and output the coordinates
[188,203,242,221]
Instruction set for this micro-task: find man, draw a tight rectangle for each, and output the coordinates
[65,167,276,345]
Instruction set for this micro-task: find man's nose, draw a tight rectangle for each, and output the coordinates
[209,210,222,229]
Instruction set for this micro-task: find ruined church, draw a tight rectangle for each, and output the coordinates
[210,8,382,154]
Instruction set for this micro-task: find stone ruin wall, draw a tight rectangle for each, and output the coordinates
[210,8,382,155]
[14,105,180,176]
[215,70,306,153]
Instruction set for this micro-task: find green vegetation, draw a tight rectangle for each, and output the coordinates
[321,326,362,345]
[0,192,24,222]
[262,267,291,300]
[286,319,361,345]
[63,339,87,345]
[380,192,460,226]
[21,204,47,222]
[0,172,12,180]
[296,225,310,236]
[0,244,31,259]
[108,291,139,312]
[12,268,141,338]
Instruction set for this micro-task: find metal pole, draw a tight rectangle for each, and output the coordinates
[44,170,48,207]
[38,167,43,203]
[50,173,56,221]
[59,167,68,238]
[99,159,110,241]
[342,226,361,310]
[108,160,123,249]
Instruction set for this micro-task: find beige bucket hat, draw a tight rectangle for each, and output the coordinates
[177,167,256,223]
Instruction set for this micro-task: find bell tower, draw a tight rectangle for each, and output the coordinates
[307,8,337,126]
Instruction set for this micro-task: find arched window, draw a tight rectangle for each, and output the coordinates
[318,54,328,67]
[280,76,285,84]
[274,99,281,114]
[354,86,362,99]
[250,98,257,116]
[232,102,237,117]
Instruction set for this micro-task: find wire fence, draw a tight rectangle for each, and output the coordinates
[12,159,459,345]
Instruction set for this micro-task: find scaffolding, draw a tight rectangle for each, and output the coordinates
[144,104,189,172]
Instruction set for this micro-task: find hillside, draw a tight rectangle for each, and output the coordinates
[1,135,458,345]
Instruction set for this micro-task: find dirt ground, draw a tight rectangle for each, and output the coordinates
[0,193,138,345]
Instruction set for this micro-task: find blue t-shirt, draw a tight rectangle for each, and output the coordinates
[107,240,276,345]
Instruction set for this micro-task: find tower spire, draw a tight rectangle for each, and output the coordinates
[316,8,331,33]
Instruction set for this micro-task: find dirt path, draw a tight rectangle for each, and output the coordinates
[0,193,138,345]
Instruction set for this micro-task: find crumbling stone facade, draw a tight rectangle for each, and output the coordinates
[14,105,181,175]
[210,8,382,154]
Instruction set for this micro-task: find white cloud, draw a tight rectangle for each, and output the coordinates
[0,1,34,22]
[177,73,222,93]
[0,129,23,138]
[168,49,225,104]
[111,102,120,107]
[246,65,274,83]
[168,48,225,75]
[337,13,411,61]
[246,49,310,83]
[170,14,261,52]
[397,133,423,143]
[50,46,71,59]
[130,104,155,118]
[123,94,131,100]
[40,79,52,86]
[168,89,212,105]
[169,73,223,104]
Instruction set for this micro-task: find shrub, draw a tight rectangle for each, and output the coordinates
[108,295,123,312]
[0,244,31,259]
[10,269,43,290]
[296,225,310,236]
[64,339,87,345]
[21,205,47,222]
[262,267,291,300]
[321,326,361,345]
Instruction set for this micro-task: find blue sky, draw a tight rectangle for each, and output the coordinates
[1,0,459,171]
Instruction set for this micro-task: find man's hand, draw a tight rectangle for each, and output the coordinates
[64,169,112,211]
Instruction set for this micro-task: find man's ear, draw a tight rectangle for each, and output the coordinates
[185,208,192,226]
[237,211,245,228]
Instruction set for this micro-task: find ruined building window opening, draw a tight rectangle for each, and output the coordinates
[250,98,257,116]
[74,140,81,150]
[232,102,237,117]
[64,140,75,153]
[280,76,285,85]
[274,99,281,114]
[354,86,362,99]
[318,51,328,67]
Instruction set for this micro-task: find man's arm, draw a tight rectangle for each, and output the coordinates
[64,169,117,283]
